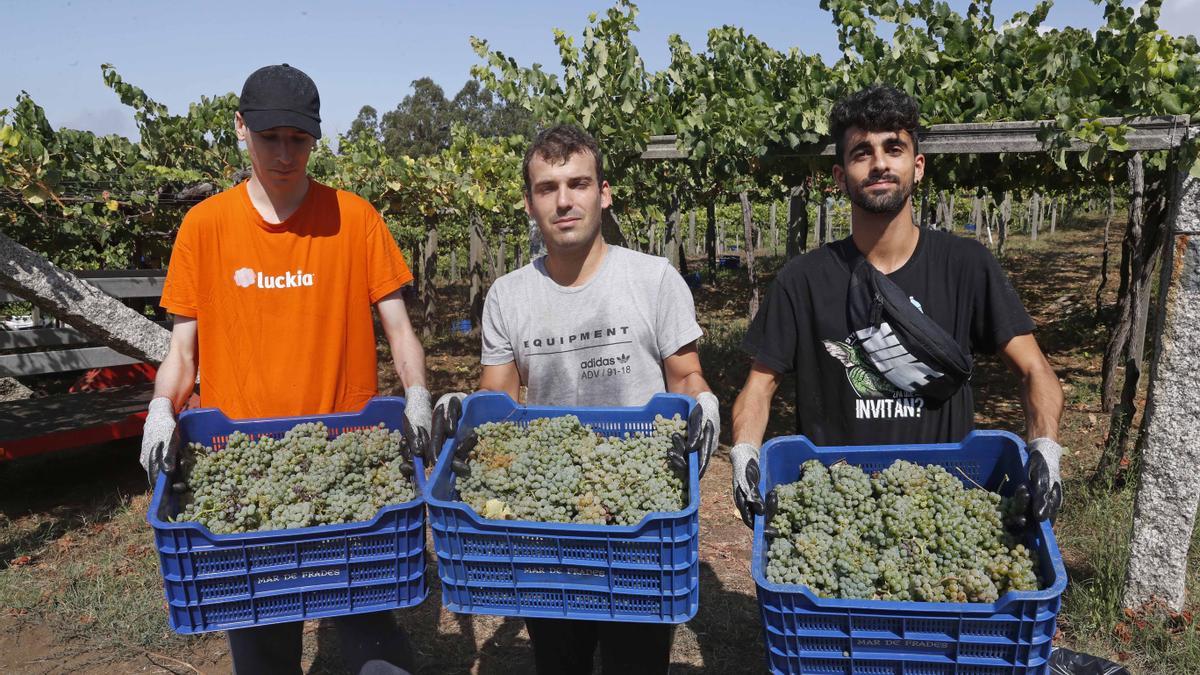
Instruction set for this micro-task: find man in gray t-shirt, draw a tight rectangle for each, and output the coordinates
[481,244,702,407]
[437,124,719,675]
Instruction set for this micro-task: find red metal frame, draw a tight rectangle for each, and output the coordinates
[1,365,163,462]
[0,411,149,461]
[69,363,157,392]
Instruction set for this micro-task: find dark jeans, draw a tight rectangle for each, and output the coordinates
[524,618,674,675]
[227,611,413,675]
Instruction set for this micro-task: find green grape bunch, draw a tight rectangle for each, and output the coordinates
[172,422,417,534]
[765,459,1041,603]
[456,414,688,526]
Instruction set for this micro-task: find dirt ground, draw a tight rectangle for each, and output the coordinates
[0,219,1128,674]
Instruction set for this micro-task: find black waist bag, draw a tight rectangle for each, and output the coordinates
[847,257,973,402]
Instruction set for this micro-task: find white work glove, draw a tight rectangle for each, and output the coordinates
[1007,437,1063,530]
[668,392,720,478]
[694,392,720,477]
[730,442,762,529]
[1027,437,1063,522]
[139,397,179,486]
[402,386,432,469]
[430,392,467,465]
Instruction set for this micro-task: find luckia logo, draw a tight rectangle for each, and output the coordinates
[232,267,315,289]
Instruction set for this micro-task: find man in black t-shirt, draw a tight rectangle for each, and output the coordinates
[729,85,1065,528]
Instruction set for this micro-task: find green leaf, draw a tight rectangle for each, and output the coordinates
[1159,91,1184,115]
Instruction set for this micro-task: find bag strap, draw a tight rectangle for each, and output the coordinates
[847,257,973,400]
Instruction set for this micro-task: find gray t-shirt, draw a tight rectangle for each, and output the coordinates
[481,245,703,407]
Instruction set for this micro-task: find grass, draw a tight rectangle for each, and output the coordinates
[1056,476,1200,674]
[0,493,191,658]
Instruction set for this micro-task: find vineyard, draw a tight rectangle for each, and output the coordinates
[2,0,1200,672]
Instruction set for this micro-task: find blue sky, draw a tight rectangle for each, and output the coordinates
[3,0,1197,140]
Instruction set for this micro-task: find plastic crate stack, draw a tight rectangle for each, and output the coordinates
[751,431,1068,674]
[146,397,428,634]
[426,392,701,623]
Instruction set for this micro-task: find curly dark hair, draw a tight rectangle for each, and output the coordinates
[829,84,921,163]
[522,124,605,193]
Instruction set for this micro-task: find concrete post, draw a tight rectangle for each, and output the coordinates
[1124,169,1200,610]
[0,232,169,365]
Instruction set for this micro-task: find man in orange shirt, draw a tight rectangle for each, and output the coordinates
[139,64,426,675]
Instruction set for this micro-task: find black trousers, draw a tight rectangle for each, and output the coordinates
[227,611,413,675]
[524,618,674,675]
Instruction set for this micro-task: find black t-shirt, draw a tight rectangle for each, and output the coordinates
[742,228,1035,446]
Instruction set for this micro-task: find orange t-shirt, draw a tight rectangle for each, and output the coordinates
[160,180,413,419]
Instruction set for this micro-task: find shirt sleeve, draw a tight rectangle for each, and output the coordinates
[365,211,414,304]
[741,269,800,374]
[968,241,1036,353]
[480,282,514,366]
[159,209,200,318]
[654,263,704,359]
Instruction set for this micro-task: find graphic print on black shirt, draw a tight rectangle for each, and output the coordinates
[823,334,927,422]
[742,228,1035,446]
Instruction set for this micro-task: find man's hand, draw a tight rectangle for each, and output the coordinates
[403,386,432,467]
[431,392,467,465]
[1008,438,1064,528]
[694,392,720,477]
[1026,438,1063,522]
[669,392,720,477]
[730,442,762,528]
[139,397,179,485]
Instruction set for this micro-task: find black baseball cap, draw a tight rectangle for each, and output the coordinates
[238,64,322,139]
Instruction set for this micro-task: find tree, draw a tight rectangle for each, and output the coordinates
[381,77,455,157]
[452,80,536,139]
[346,105,381,144]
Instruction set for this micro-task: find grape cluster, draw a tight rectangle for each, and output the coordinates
[173,422,416,534]
[765,459,1041,602]
[456,414,688,526]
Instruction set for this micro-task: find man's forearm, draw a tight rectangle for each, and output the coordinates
[391,331,426,390]
[479,363,520,400]
[668,371,711,399]
[375,293,426,391]
[153,349,196,412]
[1021,362,1063,442]
[732,387,772,447]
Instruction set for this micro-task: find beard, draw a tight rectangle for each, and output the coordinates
[847,173,914,214]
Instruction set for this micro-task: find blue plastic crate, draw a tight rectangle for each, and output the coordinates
[146,397,428,634]
[752,431,1068,674]
[426,392,700,623]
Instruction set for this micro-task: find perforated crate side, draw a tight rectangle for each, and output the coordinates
[439,579,698,623]
[167,572,428,634]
